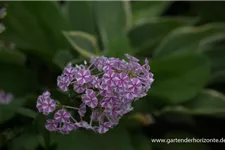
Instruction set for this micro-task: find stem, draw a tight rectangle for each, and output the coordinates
[137,76,147,81]
[96,92,101,97]
[90,68,95,72]
[88,61,95,70]
[94,72,104,76]
[63,105,79,110]
[70,81,77,84]
[106,115,111,123]
[90,113,93,126]
[80,116,83,122]
[70,116,78,123]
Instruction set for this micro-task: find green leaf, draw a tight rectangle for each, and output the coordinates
[0,105,15,123]
[0,47,26,65]
[63,31,98,58]
[104,35,131,58]
[128,18,191,54]
[93,1,132,57]
[63,1,96,34]
[0,1,69,59]
[154,23,225,59]
[131,1,171,23]
[33,113,51,149]
[52,127,134,150]
[198,34,225,83]
[16,107,37,119]
[93,1,131,38]
[0,24,5,34]
[192,1,225,22]
[185,90,225,115]
[156,89,225,117]
[0,62,39,96]
[131,133,152,150]
[0,98,24,123]
[53,50,75,69]
[149,53,210,104]
[10,133,39,150]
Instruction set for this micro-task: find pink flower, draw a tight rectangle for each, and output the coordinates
[82,89,98,108]
[54,109,71,122]
[97,122,112,134]
[114,73,130,88]
[45,119,58,131]
[75,69,91,85]
[36,91,56,115]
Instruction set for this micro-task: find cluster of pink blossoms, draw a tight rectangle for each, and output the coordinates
[0,8,6,32]
[36,54,154,134]
[0,90,13,104]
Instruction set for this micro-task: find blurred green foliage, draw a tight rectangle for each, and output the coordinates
[1,1,225,150]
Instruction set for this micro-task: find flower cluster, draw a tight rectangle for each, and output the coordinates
[36,54,154,134]
[0,90,13,104]
[0,7,6,33]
